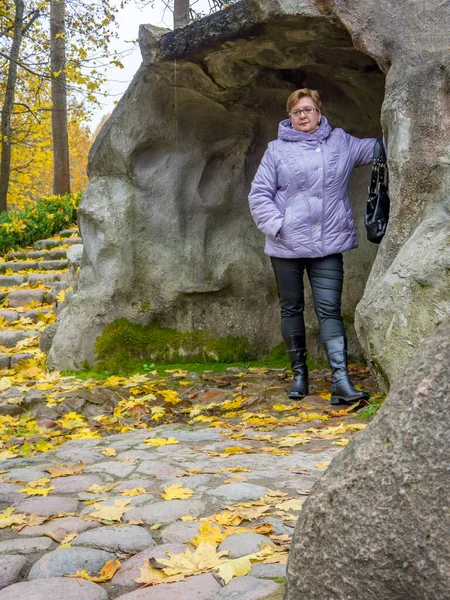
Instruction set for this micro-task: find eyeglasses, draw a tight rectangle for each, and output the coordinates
[290,107,316,117]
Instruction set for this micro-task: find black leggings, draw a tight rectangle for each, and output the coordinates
[271,253,345,343]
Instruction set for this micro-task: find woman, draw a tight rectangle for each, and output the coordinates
[249,88,378,405]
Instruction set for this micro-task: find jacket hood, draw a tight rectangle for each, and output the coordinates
[278,116,332,143]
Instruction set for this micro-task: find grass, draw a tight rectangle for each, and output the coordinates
[358,393,386,419]
[60,353,333,381]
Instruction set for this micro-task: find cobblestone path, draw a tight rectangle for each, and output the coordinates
[0,229,380,599]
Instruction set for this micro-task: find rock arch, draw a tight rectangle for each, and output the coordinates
[48,0,450,392]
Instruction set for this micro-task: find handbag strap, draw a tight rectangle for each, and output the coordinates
[369,138,387,198]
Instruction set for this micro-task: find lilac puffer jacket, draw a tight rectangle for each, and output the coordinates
[248,116,377,259]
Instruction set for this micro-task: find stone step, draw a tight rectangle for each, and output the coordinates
[58,228,80,237]
[0,273,62,288]
[0,330,38,349]
[6,249,68,261]
[5,289,48,308]
[0,259,68,273]
[27,272,63,285]
[0,275,26,288]
[34,237,82,250]
[0,308,53,323]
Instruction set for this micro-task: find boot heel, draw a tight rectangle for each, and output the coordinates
[331,395,345,405]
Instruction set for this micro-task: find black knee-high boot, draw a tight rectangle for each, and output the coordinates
[323,337,370,405]
[284,336,309,400]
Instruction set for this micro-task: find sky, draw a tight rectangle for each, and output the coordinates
[89,1,172,132]
[90,0,212,133]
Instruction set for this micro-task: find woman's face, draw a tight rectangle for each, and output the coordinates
[290,96,321,133]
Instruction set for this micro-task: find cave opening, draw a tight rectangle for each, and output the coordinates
[189,16,386,357]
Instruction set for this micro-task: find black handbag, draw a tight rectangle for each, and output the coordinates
[365,138,390,244]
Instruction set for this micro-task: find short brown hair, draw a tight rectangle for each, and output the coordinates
[286,88,322,114]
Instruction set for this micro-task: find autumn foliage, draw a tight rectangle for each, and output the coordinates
[0,191,81,253]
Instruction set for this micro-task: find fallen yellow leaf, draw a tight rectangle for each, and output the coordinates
[314,461,330,469]
[158,543,229,577]
[27,477,51,488]
[66,559,120,582]
[145,437,179,447]
[90,499,131,522]
[275,499,303,512]
[136,561,184,585]
[216,556,252,584]
[20,486,54,496]
[0,508,28,529]
[120,488,147,497]
[87,482,119,494]
[190,522,225,548]
[162,483,194,500]
[101,448,117,457]
[45,462,85,477]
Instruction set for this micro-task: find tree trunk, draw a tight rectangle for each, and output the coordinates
[173,0,189,29]
[0,0,25,213]
[50,0,70,195]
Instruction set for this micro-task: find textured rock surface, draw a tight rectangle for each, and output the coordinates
[284,317,450,599]
[28,547,115,579]
[0,555,26,590]
[114,573,222,599]
[47,0,386,370]
[0,578,108,600]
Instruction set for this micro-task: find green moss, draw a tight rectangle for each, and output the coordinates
[267,342,286,362]
[358,393,386,420]
[95,318,260,371]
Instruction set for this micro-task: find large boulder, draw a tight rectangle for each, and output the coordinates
[48,0,383,370]
[284,316,450,600]
[47,0,450,381]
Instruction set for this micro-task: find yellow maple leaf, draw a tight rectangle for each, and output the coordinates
[272,403,297,412]
[90,499,131,522]
[332,438,350,446]
[275,499,303,512]
[158,389,182,404]
[66,559,120,583]
[264,489,288,498]
[56,287,72,302]
[314,461,331,469]
[222,446,253,455]
[0,378,12,392]
[45,462,85,477]
[27,477,51,488]
[150,406,166,420]
[224,474,248,483]
[124,374,149,386]
[120,487,146,497]
[216,556,252,584]
[221,396,246,410]
[145,437,179,447]
[218,467,251,474]
[345,423,368,432]
[158,543,229,577]
[190,522,225,548]
[0,508,28,529]
[162,483,194,500]
[56,412,86,430]
[276,436,311,448]
[20,486,54,496]
[101,448,117,457]
[206,511,244,527]
[136,561,184,585]
[104,376,127,387]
